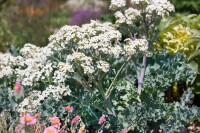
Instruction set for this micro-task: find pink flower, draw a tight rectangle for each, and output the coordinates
[43,126,57,133]
[98,114,106,125]
[78,125,85,133]
[20,113,36,125]
[49,117,61,128]
[15,125,22,133]
[14,81,21,94]
[71,115,81,124]
[121,128,126,133]
[64,106,74,112]
[34,112,41,119]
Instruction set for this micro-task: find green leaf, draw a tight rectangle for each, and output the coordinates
[159,18,173,30]
[191,86,200,94]
[188,49,200,60]
[187,14,197,19]
[187,61,198,74]
[185,38,200,46]
[196,42,200,50]
[187,61,198,84]
[9,96,18,110]
[190,29,200,36]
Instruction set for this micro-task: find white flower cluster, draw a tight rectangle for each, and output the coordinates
[58,62,74,73]
[114,8,141,26]
[48,25,79,51]
[16,43,54,87]
[115,11,126,25]
[109,0,126,10]
[124,38,148,56]
[145,0,175,17]
[49,20,123,74]
[67,52,95,74]
[17,90,42,113]
[53,62,74,84]
[131,0,146,5]
[0,53,24,78]
[131,0,174,17]
[18,85,71,113]
[113,0,174,26]
[77,21,122,50]
[0,66,13,79]
[0,43,71,113]
[50,21,122,57]
[97,61,110,73]
[125,8,141,25]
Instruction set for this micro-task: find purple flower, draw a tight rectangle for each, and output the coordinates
[70,8,101,26]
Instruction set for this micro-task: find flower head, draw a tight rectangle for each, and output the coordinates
[71,115,81,124]
[14,81,21,94]
[78,125,85,133]
[20,113,36,125]
[98,114,106,125]
[64,106,74,112]
[15,125,22,133]
[43,126,57,133]
[49,117,61,128]
[109,0,126,10]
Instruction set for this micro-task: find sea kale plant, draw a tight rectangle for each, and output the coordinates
[0,0,200,132]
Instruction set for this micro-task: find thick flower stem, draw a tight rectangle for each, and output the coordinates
[137,55,147,94]
[136,11,149,94]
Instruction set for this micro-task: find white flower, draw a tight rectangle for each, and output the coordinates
[146,0,175,17]
[20,43,39,58]
[110,45,123,58]
[17,85,71,113]
[125,8,141,25]
[114,11,126,26]
[124,38,148,55]
[80,56,95,74]
[58,62,74,73]
[97,60,110,73]
[53,70,67,84]
[0,66,13,78]
[130,0,174,17]
[131,0,146,5]
[109,0,126,10]
[48,25,80,50]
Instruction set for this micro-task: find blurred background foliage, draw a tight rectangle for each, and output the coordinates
[0,0,69,52]
[170,0,200,14]
[0,0,109,52]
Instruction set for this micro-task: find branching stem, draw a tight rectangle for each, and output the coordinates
[105,56,131,99]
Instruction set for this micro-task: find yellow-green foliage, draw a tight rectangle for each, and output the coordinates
[155,24,194,56]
